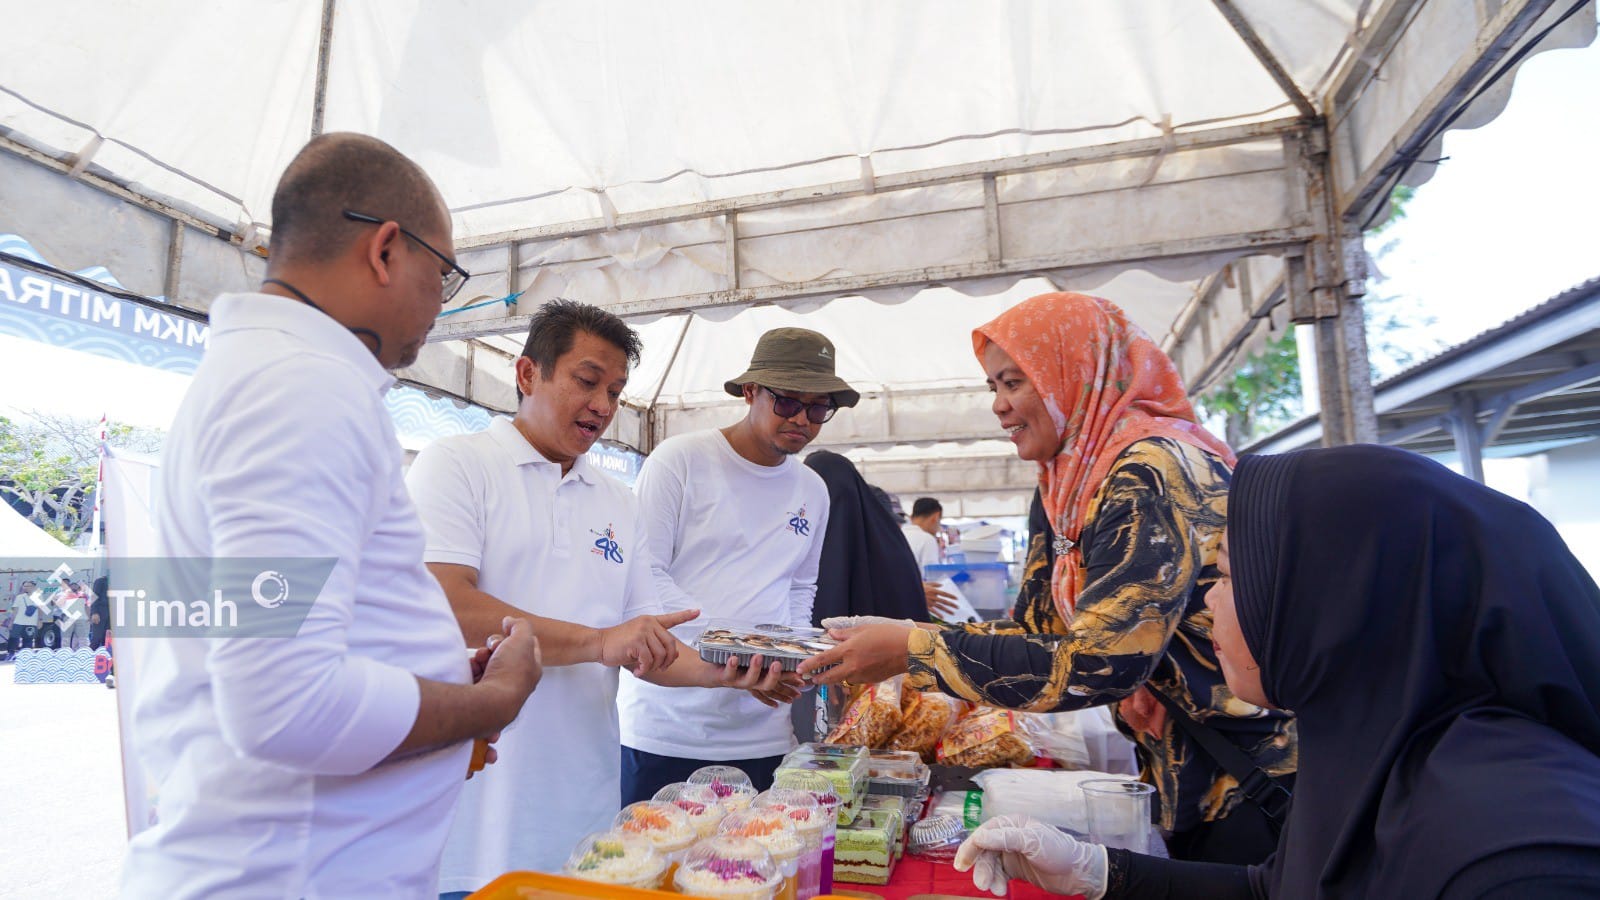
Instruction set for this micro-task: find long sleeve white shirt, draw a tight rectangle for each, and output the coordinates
[618,429,830,759]
[121,294,470,899]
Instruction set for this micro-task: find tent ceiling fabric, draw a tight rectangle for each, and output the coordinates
[3,0,1593,477]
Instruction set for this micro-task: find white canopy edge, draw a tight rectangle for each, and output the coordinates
[0,0,1590,466]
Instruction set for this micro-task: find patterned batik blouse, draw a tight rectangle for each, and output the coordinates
[907,437,1297,833]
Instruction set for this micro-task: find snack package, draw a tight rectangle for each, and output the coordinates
[824,676,904,747]
[887,692,969,762]
[935,708,1035,769]
[696,621,838,672]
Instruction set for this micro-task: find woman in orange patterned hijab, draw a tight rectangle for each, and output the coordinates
[972,291,1235,620]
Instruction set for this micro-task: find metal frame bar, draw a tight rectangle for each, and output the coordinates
[455,118,1307,250]
[311,0,338,138]
[1211,0,1320,118]
[1331,0,1557,221]
[430,225,1314,342]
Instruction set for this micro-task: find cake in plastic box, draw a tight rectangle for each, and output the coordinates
[689,765,760,813]
[866,748,930,797]
[655,782,729,838]
[674,835,782,900]
[775,749,867,826]
[834,808,903,885]
[562,830,670,890]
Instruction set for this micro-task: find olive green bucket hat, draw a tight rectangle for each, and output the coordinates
[724,327,861,408]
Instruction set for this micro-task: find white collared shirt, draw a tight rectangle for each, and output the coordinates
[406,417,662,887]
[619,429,830,760]
[123,293,470,900]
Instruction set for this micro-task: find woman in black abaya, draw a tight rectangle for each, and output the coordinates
[956,444,1600,898]
[802,450,931,626]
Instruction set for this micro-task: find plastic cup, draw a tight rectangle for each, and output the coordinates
[563,830,670,891]
[719,808,803,900]
[675,835,782,900]
[657,782,730,839]
[614,800,698,880]
[1080,779,1155,853]
[690,765,760,813]
[754,789,824,900]
[773,769,841,895]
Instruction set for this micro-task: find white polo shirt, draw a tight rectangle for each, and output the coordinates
[619,429,830,760]
[407,417,662,888]
[123,293,471,899]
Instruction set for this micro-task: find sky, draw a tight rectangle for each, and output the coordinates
[1,33,1597,434]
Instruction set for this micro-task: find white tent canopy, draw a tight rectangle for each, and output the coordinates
[3,2,1594,512]
[0,503,89,563]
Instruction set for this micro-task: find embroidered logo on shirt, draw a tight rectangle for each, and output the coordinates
[786,506,811,537]
[590,525,625,564]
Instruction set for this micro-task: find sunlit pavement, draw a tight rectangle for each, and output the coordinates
[0,661,126,898]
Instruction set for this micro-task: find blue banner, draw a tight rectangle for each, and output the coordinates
[0,259,207,374]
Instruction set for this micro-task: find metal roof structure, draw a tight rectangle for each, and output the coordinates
[1249,275,1600,480]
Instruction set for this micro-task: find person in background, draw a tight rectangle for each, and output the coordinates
[901,496,944,570]
[8,580,40,653]
[89,574,110,650]
[957,445,1600,899]
[805,451,932,627]
[618,327,853,801]
[803,293,1295,866]
[57,581,90,650]
[121,133,543,899]
[409,299,799,890]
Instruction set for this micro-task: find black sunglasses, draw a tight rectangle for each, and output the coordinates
[762,385,838,424]
[343,209,471,302]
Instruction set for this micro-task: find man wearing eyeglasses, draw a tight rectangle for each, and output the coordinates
[122,134,542,899]
[618,327,860,802]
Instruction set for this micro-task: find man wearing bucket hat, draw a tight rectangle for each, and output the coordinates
[618,327,859,802]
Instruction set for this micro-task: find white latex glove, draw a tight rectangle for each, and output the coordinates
[954,815,1109,899]
[820,615,917,630]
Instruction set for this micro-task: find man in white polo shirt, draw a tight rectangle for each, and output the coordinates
[618,327,859,801]
[122,134,543,899]
[408,300,799,891]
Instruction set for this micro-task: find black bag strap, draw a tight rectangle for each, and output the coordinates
[1152,689,1291,830]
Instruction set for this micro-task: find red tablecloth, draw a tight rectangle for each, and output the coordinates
[830,856,1084,900]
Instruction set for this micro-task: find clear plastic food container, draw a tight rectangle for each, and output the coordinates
[655,782,729,839]
[562,830,670,891]
[718,808,803,900]
[674,835,782,900]
[753,789,823,900]
[689,765,760,813]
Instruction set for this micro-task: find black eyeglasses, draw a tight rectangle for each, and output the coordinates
[343,209,471,302]
[762,385,838,424]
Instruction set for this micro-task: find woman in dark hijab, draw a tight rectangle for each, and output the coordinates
[802,450,930,626]
[955,444,1600,898]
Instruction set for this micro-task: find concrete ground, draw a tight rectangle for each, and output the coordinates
[0,660,126,898]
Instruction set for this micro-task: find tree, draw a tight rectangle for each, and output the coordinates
[1196,184,1441,444]
[0,412,165,542]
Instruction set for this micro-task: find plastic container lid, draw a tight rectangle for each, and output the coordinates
[866,749,932,797]
[562,831,669,888]
[908,814,967,856]
[717,808,804,861]
[654,782,729,837]
[794,742,869,763]
[771,770,842,818]
[689,765,760,812]
[674,835,782,900]
[613,801,697,852]
[752,788,824,836]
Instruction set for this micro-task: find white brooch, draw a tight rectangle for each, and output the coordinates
[1053,536,1076,555]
